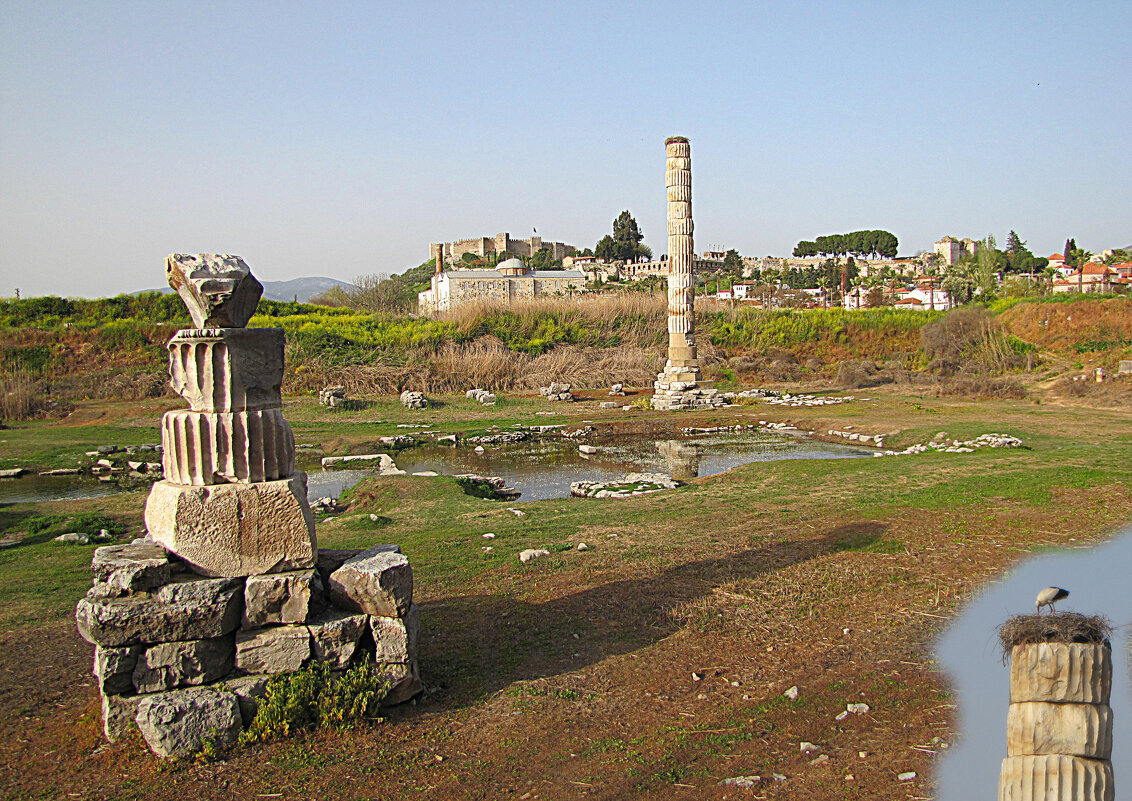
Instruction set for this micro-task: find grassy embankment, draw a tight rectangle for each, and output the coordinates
[3,293,1129,421]
[1,385,1131,799]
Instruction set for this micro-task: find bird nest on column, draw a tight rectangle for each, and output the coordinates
[998,612,1111,658]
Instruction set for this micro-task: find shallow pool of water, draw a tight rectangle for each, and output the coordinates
[304,429,872,502]
[0,474,125,504]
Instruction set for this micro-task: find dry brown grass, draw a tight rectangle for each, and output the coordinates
[285,341,662,395]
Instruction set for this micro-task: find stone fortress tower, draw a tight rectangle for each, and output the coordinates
[650,137,724,411]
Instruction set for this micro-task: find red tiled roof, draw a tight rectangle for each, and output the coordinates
[1049,253,1064,260]
[1080,263,1113,275]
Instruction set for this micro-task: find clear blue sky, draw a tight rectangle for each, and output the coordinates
[2,0,1129,297]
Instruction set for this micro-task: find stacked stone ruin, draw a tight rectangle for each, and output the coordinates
[651,137,724,411]
[75,255,420,758]
[540,382,574,402]
[319,385,347,407]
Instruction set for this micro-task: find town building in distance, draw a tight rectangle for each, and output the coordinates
[418,257,585,314]
[934,236,980,265]
[430,232,574,270]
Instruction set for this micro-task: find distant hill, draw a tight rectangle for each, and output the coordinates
[137,276,352,303]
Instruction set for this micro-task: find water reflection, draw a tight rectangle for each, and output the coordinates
[936,523,1132,799]
[306,430,870,502]
[0,474,123,504]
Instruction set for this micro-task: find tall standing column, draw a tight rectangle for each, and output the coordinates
[664,136,700,383]
[652,137,722,411]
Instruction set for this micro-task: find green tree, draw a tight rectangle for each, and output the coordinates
[1005,230,1027,257]
[941,274,974,305]
[792,240,818,257]
[723,249,743,278]
[594,235,617,262]
[610,210,649,262]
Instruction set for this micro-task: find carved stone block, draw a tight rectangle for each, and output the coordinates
[999,755,1114,801]
[1006,702,1112,759]
[161,408,295,485]
[1010,642,1112,704]
[144,474,317,577]
[166,328,284,412]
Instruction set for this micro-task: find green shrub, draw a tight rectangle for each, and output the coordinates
[2,345,53,374]
[240,659,391,744]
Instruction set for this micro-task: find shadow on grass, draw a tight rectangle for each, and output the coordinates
[413,521,888,710]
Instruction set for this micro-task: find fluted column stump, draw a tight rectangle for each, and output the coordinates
[143,254,317,577]
[999,640,1115,801]
[651,136,723,411]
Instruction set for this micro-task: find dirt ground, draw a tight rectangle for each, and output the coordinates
[1,386,1130,801]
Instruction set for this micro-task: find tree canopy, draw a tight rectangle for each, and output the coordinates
[595,211,651,262]
[793,230,898,259]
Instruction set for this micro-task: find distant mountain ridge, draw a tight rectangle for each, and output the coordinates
[138,276,351,303]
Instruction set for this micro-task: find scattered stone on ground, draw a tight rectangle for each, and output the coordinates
[853,431,1025,457]
[0,468,27,478]
[609,383,625,396]
[454,474,521,499]
[320,453,403,473]
[466,388,497,405]
[578,444,598,454]
[54,530,115,545]
[507,508,526,517]
[784,685,800,700]
[540,382,574,402]
[720,776,761,788]
[570,472,681,499]
[399,390,428,409]
[518,548,550,563]
[318,385,347,407]
[378,435,415,448]
[466,431,529,445]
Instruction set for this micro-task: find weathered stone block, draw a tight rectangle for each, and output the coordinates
[308,610,369,669]
[381,660,422,706]
[144,474,316,577]
[1010,642,1112,704]
[135,686,242,758]
[76,576,243,647]
[161,408,295,485]
[102,693,143,742]
[371,604,419,663]
[316,548,367,583]
[166,253,263,330]
[225,674,270,726]
[1007,702,1112,758]
[328,547,413,617]
[91,542,179,594]
[93,645,141,695]
[243,569,323,628]
[132,635,234,693]
[999,754,1114,801]
[235,625,310,674]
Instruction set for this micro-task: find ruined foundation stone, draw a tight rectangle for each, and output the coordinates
[144,474,317,577]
